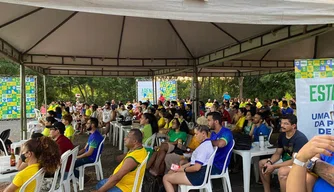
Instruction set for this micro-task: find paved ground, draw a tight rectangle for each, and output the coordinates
[0,120,280,192]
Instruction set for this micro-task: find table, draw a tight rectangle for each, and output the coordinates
[233,147,276,192]
[118,125,132,151]
[110,121,118,145]
[0,155,19,182]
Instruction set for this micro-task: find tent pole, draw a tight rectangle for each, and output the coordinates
[151,76,155,104]
[43,75,47,113]
[154,76,158,104]
[20,64,27,140]
[192,60,199,122]
[238,77,244,100]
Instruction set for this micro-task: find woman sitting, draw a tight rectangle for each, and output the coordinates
[163,125,214,192]
[140,113,159,144]
[3,137,61,192]
[147,118,188,176]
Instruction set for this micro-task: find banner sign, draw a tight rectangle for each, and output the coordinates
[295,59,334,139]
[0,76,37,120]
[137,80,177,102]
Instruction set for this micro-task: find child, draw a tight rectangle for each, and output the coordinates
[62,114,75,141]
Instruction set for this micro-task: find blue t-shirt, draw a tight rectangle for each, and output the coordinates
[282,107,294,115]
[253,123,270,142]
[223,94,231,101]
[210,127,233,172]
[86,130,104,161]
[313,152,334,192]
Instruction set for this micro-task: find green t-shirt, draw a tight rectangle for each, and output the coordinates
[271,106,280,116]
[141,124,152,143]
[168,129,187,143]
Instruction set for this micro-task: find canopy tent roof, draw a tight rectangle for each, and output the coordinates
[1,1,334,77]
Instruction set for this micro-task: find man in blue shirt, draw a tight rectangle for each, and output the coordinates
[207,112,234,175]
[223,92,231,102]
[74,117,104,178]
[281,100,294,115]
[250,113,271,142]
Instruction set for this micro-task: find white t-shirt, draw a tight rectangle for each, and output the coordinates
[190,139,214,166]
[69,106,76,113]
[102,109,112,123]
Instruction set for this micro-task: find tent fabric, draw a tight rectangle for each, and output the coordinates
[1,0,334,25]
[0,1,334,77]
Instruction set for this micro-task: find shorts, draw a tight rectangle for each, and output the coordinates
[185,166,207,186]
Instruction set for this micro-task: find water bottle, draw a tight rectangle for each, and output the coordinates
[259,132,264,150]
[264,135,268,146]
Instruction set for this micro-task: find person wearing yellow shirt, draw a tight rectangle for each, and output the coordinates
[94,129,147,192]
[3,137,60,192]
[232,108,246,133]
[158,110,166,129]
[42,116,56,137]
[62,114,75,141]
[205,99,213,108]
[47,101,58,112]
[255,98,262,108]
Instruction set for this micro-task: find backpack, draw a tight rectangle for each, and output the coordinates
[142,171,164,192]
[233,133,252,150]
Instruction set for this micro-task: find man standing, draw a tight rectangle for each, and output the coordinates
[49,121,74,178]
[94,129,147,192]
[281,100,294,115]
[102,101,112,135]
[259,114,308,192]
[74,117,104,178]
[159,93,165,103]
[207,112,234,175]
[223,92,231,102]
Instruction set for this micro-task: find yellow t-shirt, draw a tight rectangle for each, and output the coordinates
[62,110,68,117]
[256,102,262,108]
[239,102,246,108]
[47,104,58,112]
[42,127,50,137]
[163,121,173,129]
[235,116,246,131]
[64,124,75,141]
[114,147,148,192]
[85,108,92,116]
[158,117,166,129]
[12,163,40,192]
[205,102,213,108]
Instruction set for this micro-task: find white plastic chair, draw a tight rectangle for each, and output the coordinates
[143,133,156,149]
[132,152,150,192]
[78,136,105,191]
[0,138,8,156]
[63,146,79,192]
[19,168,45,192]
[210,140,235,192]
[48,150,71,192]
[178,147,218,192]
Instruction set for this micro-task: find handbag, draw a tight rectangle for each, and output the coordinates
[233,133,252,150]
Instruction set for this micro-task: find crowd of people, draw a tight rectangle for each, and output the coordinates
[0,93,333,192]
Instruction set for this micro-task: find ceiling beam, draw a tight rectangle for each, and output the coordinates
[155,24,333,76]
[117,16,126,63]
[0,37,21,63]
[167,20,194,58]
[0,8,43,29]
[211,23,240,43]
[23,12,78,55]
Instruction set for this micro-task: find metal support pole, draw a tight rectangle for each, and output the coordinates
[238,77,244,99]
[20,64,27,140]
[43,75,47,112]
[154,76,158,104]
[151,76,155,104]
[192,60,199,122]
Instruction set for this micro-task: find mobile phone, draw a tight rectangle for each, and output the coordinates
[1,169,18,174]
[262,166,267,173]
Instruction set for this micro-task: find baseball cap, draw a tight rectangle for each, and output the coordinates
[46,121,65,133]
